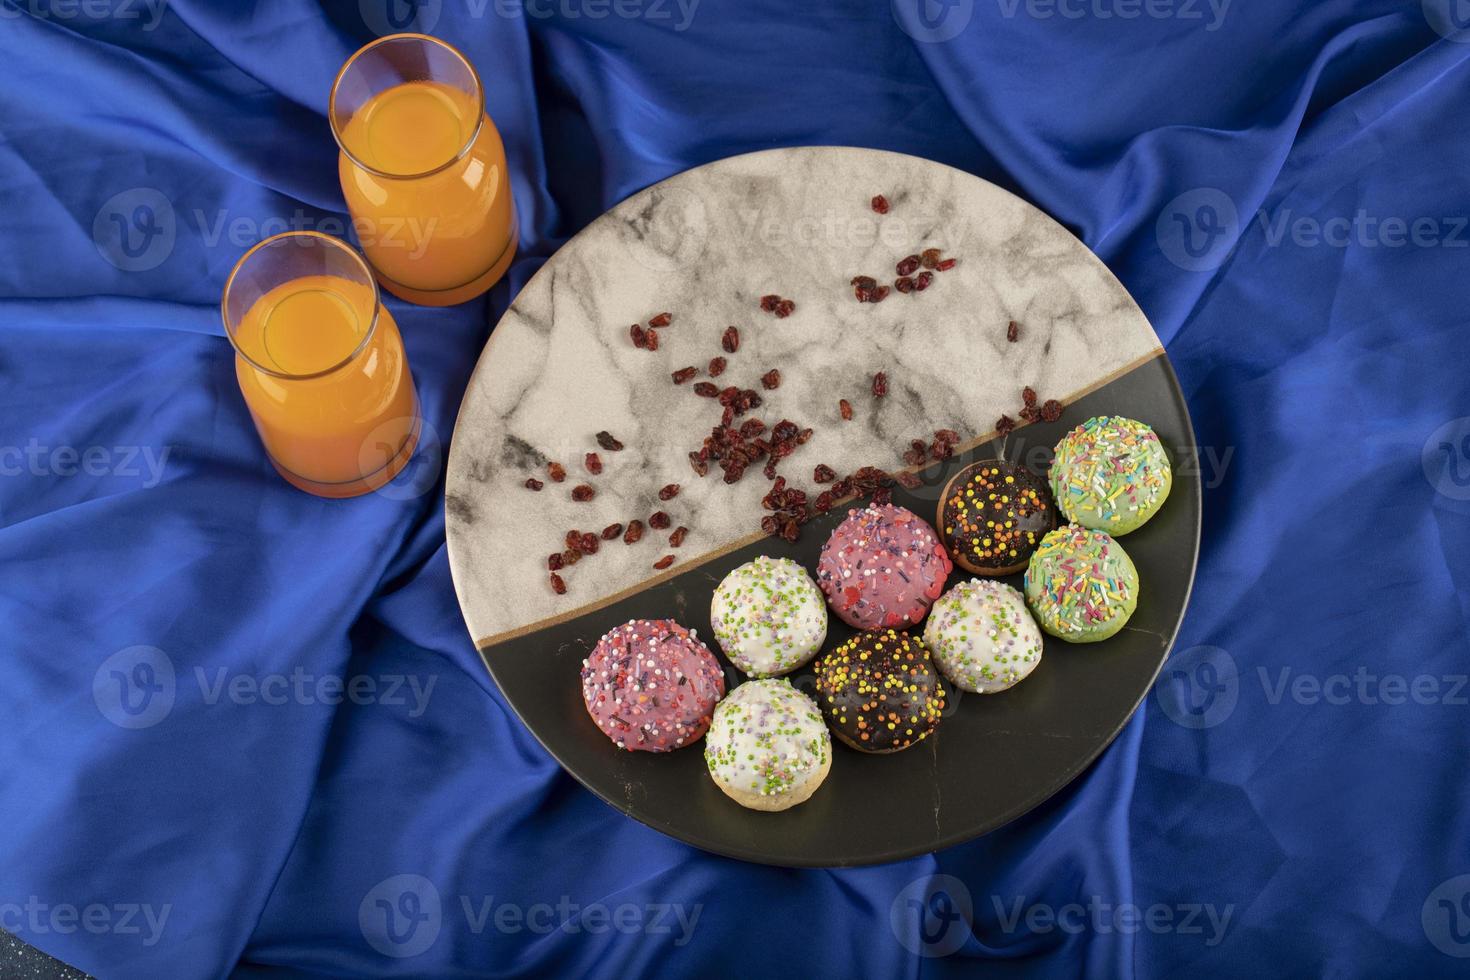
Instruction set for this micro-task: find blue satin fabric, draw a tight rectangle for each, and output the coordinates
[2,1,1468,976]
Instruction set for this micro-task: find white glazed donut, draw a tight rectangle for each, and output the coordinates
[923,580,1044,693]
[710,556,828,677]
[704,679,831,812]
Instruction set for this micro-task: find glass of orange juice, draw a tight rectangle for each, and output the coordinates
[222,232,421,498]
[329,33,517,307]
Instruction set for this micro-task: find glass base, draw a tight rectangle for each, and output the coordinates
[267,414,422,499]
[373,223,519,307]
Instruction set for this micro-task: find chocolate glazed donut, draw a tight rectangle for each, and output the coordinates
[812,629,946,754]
[937,460,1057,577]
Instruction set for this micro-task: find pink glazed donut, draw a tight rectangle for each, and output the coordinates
[817,503,953,631]
[580,619,726,752]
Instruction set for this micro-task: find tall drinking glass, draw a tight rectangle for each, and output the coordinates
[330,33,517,306]
[222,232,421,498]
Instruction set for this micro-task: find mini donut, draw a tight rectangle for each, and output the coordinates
[1023,526,1139,643]
[812,629,946,754]
[923,580,1044,693]
[816,503,952,631]
[937,460,1057,576]
[1050,416,1172,535]
[580,619,725,752]
[710,556,828,678]
[704,679,831,811]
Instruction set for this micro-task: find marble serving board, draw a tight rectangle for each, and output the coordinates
[444,147,1198,866]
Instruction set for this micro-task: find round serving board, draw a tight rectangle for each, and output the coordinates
[445,147,1200,867]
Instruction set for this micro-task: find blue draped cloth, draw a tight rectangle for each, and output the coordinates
[3,1,1468,976]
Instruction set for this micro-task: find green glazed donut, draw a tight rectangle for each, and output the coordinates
[1023,525,1138,643]
[1050,416,1172,535]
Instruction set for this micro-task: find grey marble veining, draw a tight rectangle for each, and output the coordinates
[446,147,1162,646]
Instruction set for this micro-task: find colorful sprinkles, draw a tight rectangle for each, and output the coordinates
[923,580,1044,693]
[1050,416,1172,535]
[705,679,830,800]
[816,503,953,631]
[1023,526,1139,642]
[813,629,946,753]
[711,556,828,678]
[580,619,725,752]
[939,460,1056,575]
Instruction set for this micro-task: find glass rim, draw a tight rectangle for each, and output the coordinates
[329,32,487,181]
[221,231,382,381]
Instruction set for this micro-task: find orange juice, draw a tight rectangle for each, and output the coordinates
[337,79,516,306]
[233,274,419,496]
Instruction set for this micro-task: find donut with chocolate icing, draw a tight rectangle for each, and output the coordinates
[580,619,725,752]
[812,629,946,754]
[816,503,952,631]
[937,460,1056,577]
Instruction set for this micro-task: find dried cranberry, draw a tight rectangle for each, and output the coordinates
[761,369,781,390]
[779,520,800,543]
[718,386,740,407]
[1020,406,1043,423]
[897,255,921,276]
[548,553,564,571]
[550,573,567,595]
[937,258,958,272]
[689,452,710,477]
[931,440,954,461]
[996,415,1017,437]
[1022,386,1038,408]
[872,372,888,398]
[935,428,960,445]
[547,462,566,483]
[630,323,647,348]
[648,312,672,328]
[649,511,671,529]
[596,431,624,451]
[572,484,595,502]
[669,526,688,548]
[872,285,891,302]
[760,295,781,312]
[722,326,740,353]
[797,427,813,444]
[872,487,893,506]
[1041,399,1063,422]
[525,477,544,491]
[921,248,942,270]
[624,520,644,544]
[584,452,602,475]
[561,548,581,566]
[739,419,766,438]
[895,471,922,489]
[653,555,675,570]
[693,382,719,398]
[894,277,915,294]
[813,491,834,514]
[602,523,623,541]
[658,484,680,501]
[761,461,778,481]
[1007,320,1020,343]
[579,532,599,554]
[775,299,795,318]
[903,440,927,466]
[813,464,836,484]
[871,194,890,214]
[565,529,583,551]
[708,357,726,377]
[672,366,698,385]
[914,271,934,291]
[644,327,660,351]
[839,399,854,421]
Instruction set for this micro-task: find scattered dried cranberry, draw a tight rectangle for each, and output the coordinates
[572,484,595,502]
[669,526,688,548]
[921,248,942,270]
[996,415,1017,437]
[708,357,726,377]
[740,419,766,438]
[649,511,671,529]
[839,399,854,421]
[871,194,890,214]
[624,520,644,544]
[1007,320,1020,343]
[895,276,915,294]
[760,295,781,312]
[721,326,740,353]
[851,275,878,302]
[897,255,921,277]
[693,382,719,398]
[602,523,623,540]
[550,573,567,595]
[935,428,960,445]
[644,327,660,351]
[1022,386,1038,409]
[579,532,599,554]
[813,491,834,514]
[761,369,781,390]
[647,312,672,328]
[547,553,564,571]
[914,271,933,291]
[1041,399,1063,423]
[561,548,582,566]
[872,372,888,398]
[630,323,647,348]
[584,452,603,475]
[903,440,928,466]
[596,431,624,451]
[658,483,680,501]
[931,439,955,461]
[813,464,836,484]
[775,299,795,318]
[653,555,675,570]
[895,471,922,489]
[689,452,710,477]
[937,258,958,272]
[672,366,698,385]
[872,487,893,506]
[547,462,566,483]
[871,285,891,303]
[565,529,583,551]
[525,477,544,491]
[1020,405,1043,423]
[797,427,813,444]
